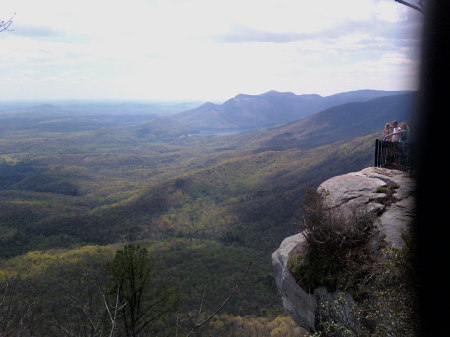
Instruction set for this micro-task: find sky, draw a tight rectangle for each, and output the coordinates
[0,0,423,102]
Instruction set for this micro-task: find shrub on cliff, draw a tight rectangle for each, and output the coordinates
[288,189,419,337]
[289,189,378,294]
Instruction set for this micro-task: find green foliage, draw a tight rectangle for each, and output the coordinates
[0,239,286,336]
[0,245,115,336]
[0,103,379,335]
[0,128,374,258]
[376,181,400,206]
[109,244,179,337]
[0,245,115,279]
[145,238,281,316]
[183,314,308,337]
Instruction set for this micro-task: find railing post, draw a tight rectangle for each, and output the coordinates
[374,139,412,172]
[374,139,380,167]
[374,139,378,167]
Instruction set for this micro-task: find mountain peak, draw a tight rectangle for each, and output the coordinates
[198,101,217,109]
[261,90,296,97]
[232,91,296,100]
[233,94,253,100]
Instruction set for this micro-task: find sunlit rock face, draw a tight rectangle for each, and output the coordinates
[271,167,415,331]
[318,167,415,249]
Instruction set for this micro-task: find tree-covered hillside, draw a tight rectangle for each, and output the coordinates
[0,92,414,336]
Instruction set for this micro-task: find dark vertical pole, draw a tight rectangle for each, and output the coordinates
[374,139,379,167]
[414,1,450,336]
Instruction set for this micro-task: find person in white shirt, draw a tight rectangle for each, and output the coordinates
[391,121,400,142]
[388,122,409,143]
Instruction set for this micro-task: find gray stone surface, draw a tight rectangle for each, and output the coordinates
[272,167,415,331]
[318,166,415,248]
[271,233,317,331]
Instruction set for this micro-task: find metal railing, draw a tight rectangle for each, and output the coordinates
[374,139,413,172]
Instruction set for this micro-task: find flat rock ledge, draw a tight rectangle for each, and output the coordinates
[318,166,415,249]
[271,167,415,331]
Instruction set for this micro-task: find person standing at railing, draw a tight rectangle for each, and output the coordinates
[398,123,409,144]
[387,122,409,143]
[390,121,400,142]
[383,122,392,141]
[387,122,410,169]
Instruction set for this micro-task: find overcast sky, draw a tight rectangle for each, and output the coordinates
[0,0,423,102]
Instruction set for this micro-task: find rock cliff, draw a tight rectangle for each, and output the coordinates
[271,167,415,332]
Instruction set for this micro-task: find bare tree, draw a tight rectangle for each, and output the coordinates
[53,286,125,337]
[0,276,37,337]
[184,262,252,337]
[109,244,179,337]
[0,13,15,32]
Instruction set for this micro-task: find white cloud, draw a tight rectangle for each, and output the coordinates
[0,0,423,100]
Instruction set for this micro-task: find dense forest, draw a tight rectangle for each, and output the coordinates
[0,91,415,336]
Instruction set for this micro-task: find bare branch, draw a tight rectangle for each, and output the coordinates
[185,261,252,337]
[51,319,78,337]
[102,287,126,337]
[1,276,37,336]
[0,13,15,32]
[194,286,206,325]
[0,281,9,307]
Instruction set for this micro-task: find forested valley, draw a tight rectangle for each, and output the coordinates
[0,91,415,336]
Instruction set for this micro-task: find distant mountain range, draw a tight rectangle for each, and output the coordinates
[135,89,413,138]
[235,91,416,151]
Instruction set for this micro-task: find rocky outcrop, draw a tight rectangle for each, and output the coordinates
[318,166,414,249]
[271,167,415,331]
[272,233,316,331]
